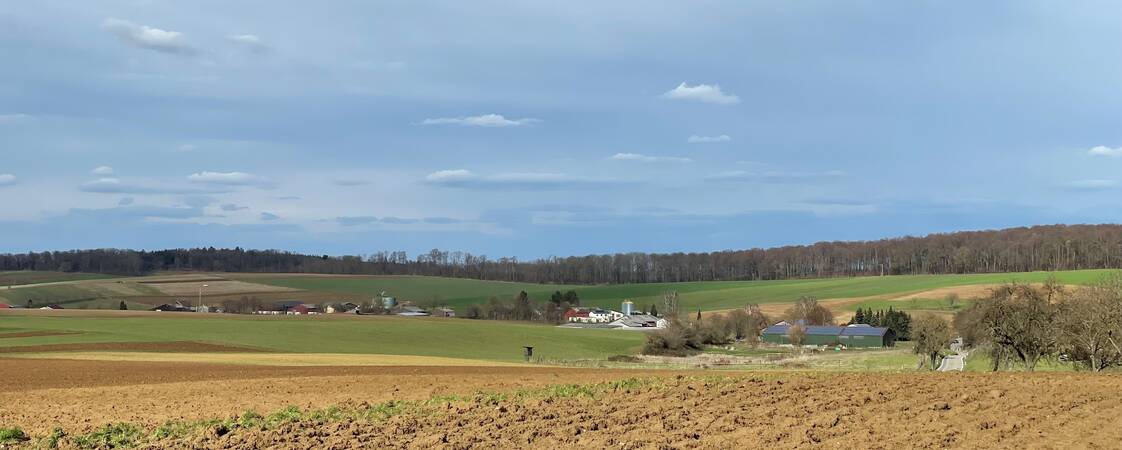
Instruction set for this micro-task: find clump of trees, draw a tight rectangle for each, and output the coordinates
[851,307,912,340]
[7,224,1122,283]
[463,290,578,324]
[955,275,1122,372]
[220,296,266,314]
[783,297,834,326]
[642,292,771,356]
[912,313,952,370]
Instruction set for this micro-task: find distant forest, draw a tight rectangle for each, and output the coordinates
[3,224,1122,284]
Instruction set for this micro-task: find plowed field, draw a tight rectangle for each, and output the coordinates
[4,357,1121,449]
[144,373,1122,449]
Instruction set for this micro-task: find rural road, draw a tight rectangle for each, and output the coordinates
[938,338,967,372]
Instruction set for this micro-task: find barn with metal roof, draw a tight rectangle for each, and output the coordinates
[760,322,895,348]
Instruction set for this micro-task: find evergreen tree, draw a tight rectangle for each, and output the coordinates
[119,300,128,310]
[550,291,563,305]
[697,308,702,321]
[26,299,33,309]
[854,308,865,324]
[562,290,580,306]
[650,304,659,317]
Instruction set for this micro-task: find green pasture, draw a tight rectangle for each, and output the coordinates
[0,271,115,287]
[0,314,644,363]
[2,269,1118,315]
[531,269,1118,313]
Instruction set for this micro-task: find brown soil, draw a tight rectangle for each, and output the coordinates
[143,373,1122,449]
[0,330,80,339]
[0,341,264,354]
[0,358,691,435]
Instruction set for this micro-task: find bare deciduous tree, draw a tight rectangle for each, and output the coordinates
[783,297,834,326]
[1058,275,1122,372]
[787,324,806,347]
[955,280,1063,371]
[913,313,952,370]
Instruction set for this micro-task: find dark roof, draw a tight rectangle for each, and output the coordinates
[840,326,889,337]
[763,325,844,336]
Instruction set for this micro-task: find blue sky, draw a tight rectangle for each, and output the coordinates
[2,1,1121,258]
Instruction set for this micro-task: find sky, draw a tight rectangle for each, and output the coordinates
[2,1,1121,259]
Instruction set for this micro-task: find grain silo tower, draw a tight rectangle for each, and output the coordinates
[621,299,635,315]
[379,291,397,309]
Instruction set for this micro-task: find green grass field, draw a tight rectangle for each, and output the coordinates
[237,275,583,311]
[0,271,115,287]
[0,314,644,363]
[2,268,1119,315]
[248,270,1114,313]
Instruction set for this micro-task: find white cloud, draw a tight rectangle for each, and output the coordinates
[0,113,32,122]
[1064,179,1118,190]
[101,18,196,55]
[259,212,281,221]
[707,170,845,183]
[176,144,197,152]
[227,34,269,53]
[425,169,623,190]
[91,166,115,175]
[187,171,265,186]
[609,153,692,163]
[688,134,731,143]
[661,82,740,105]
[419,114,540,127]
[80,177,226,194]
[1089,145,1122,157]
[0,174,15,186]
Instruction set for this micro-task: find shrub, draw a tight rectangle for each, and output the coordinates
[0,427,28,444]
[74,423,142,449]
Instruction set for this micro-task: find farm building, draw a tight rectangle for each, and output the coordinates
[839,324,897,348]
[564,307,624,324]
[288,304,321,315]
[761,322,895,348]
[326,302,360,314]
[563,308,591,322]
[610,314,667,330]
[152,302,191,312]
[397,306,430,316]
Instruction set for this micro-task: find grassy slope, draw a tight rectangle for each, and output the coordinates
[0,314,644,363]
[4,269,1119,314]
[0,283,163,308]
[568,270,1117,312]
[248,270,1116,313]
[0,271,115,287]
[237,275,583,311]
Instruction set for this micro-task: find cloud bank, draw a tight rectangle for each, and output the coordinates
[661,83,740,105]
[609,153,692,163]
[688,134,731,143]
[419,114,539,127]
[102,18,196,55]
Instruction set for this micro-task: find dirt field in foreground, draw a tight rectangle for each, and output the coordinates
[146,373,1122,450]
[4,358,1122,449]
[0,358,687,435]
